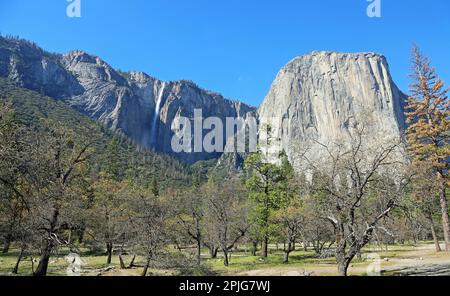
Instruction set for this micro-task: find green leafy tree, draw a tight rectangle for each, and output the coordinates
[32,124,93,276]
[244,150,287,258]
[0,102,29,254]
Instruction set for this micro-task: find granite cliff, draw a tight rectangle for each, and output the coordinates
[0,37,407,168]
[257,51,406,170]
[0,36,254,163]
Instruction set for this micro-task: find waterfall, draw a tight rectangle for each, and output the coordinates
[150,82,166,147]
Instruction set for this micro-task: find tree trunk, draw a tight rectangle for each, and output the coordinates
[262,236,268,258]
[209,247,218,259]
[2,233,12,254]
[33,244,52,276]
[141,265,149,277]
[30,256,35,274]
[223,249,229,266]
[196,239,202,265]
[336,230,351,276]
[67,229,72,245]
[128,255,136,268]
[12,247,24,274]
[194,216,202,265]
[251,241,257,256]
[142,258,150,276]
[283,251,290,264]
[142,252,153,276]
[3,212,18,254]
[438,175,450,251]
[34,207,59,276]
[106,242,113,264]
[428,213,442,252]
[119,254,126,269]
[76,226,85,244]
[283,241,294,264]
[337,259,350,276]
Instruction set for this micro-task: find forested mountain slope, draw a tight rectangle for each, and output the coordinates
[0,78,195,189]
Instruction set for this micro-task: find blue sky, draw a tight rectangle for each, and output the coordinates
[0,0,449,106]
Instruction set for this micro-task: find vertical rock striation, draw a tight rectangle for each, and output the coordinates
[0,37,407,167]
[0,36,254,163]
[257,51,407,170]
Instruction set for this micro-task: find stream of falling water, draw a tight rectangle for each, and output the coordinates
[151,82,166,147]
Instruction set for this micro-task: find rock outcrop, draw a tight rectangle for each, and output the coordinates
[257,51,407,170]
[0,37,84,98]
[0,37,407,168]
[0,36,254,163]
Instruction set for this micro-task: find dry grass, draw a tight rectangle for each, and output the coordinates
[1,242,450,276]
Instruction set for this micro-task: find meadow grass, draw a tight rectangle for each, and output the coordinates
[0,242,444,276]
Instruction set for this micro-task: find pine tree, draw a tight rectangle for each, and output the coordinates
[151,177,159,198]
[405,45,450,251]
[244,150,289,258]
[102,138,121,180]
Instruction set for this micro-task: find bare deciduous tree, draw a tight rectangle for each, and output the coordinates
[304,124,410,276]
[127,191,169,276]
[205,177,249,266]
[175,187,205,265]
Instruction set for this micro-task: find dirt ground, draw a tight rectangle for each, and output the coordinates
[4,243,449,276]
[237,244,450,276]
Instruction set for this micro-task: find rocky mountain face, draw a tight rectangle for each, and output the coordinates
[0,38,84,98]
[0,37,254,163]
[257,51,407,171]
[0,37,407,168]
